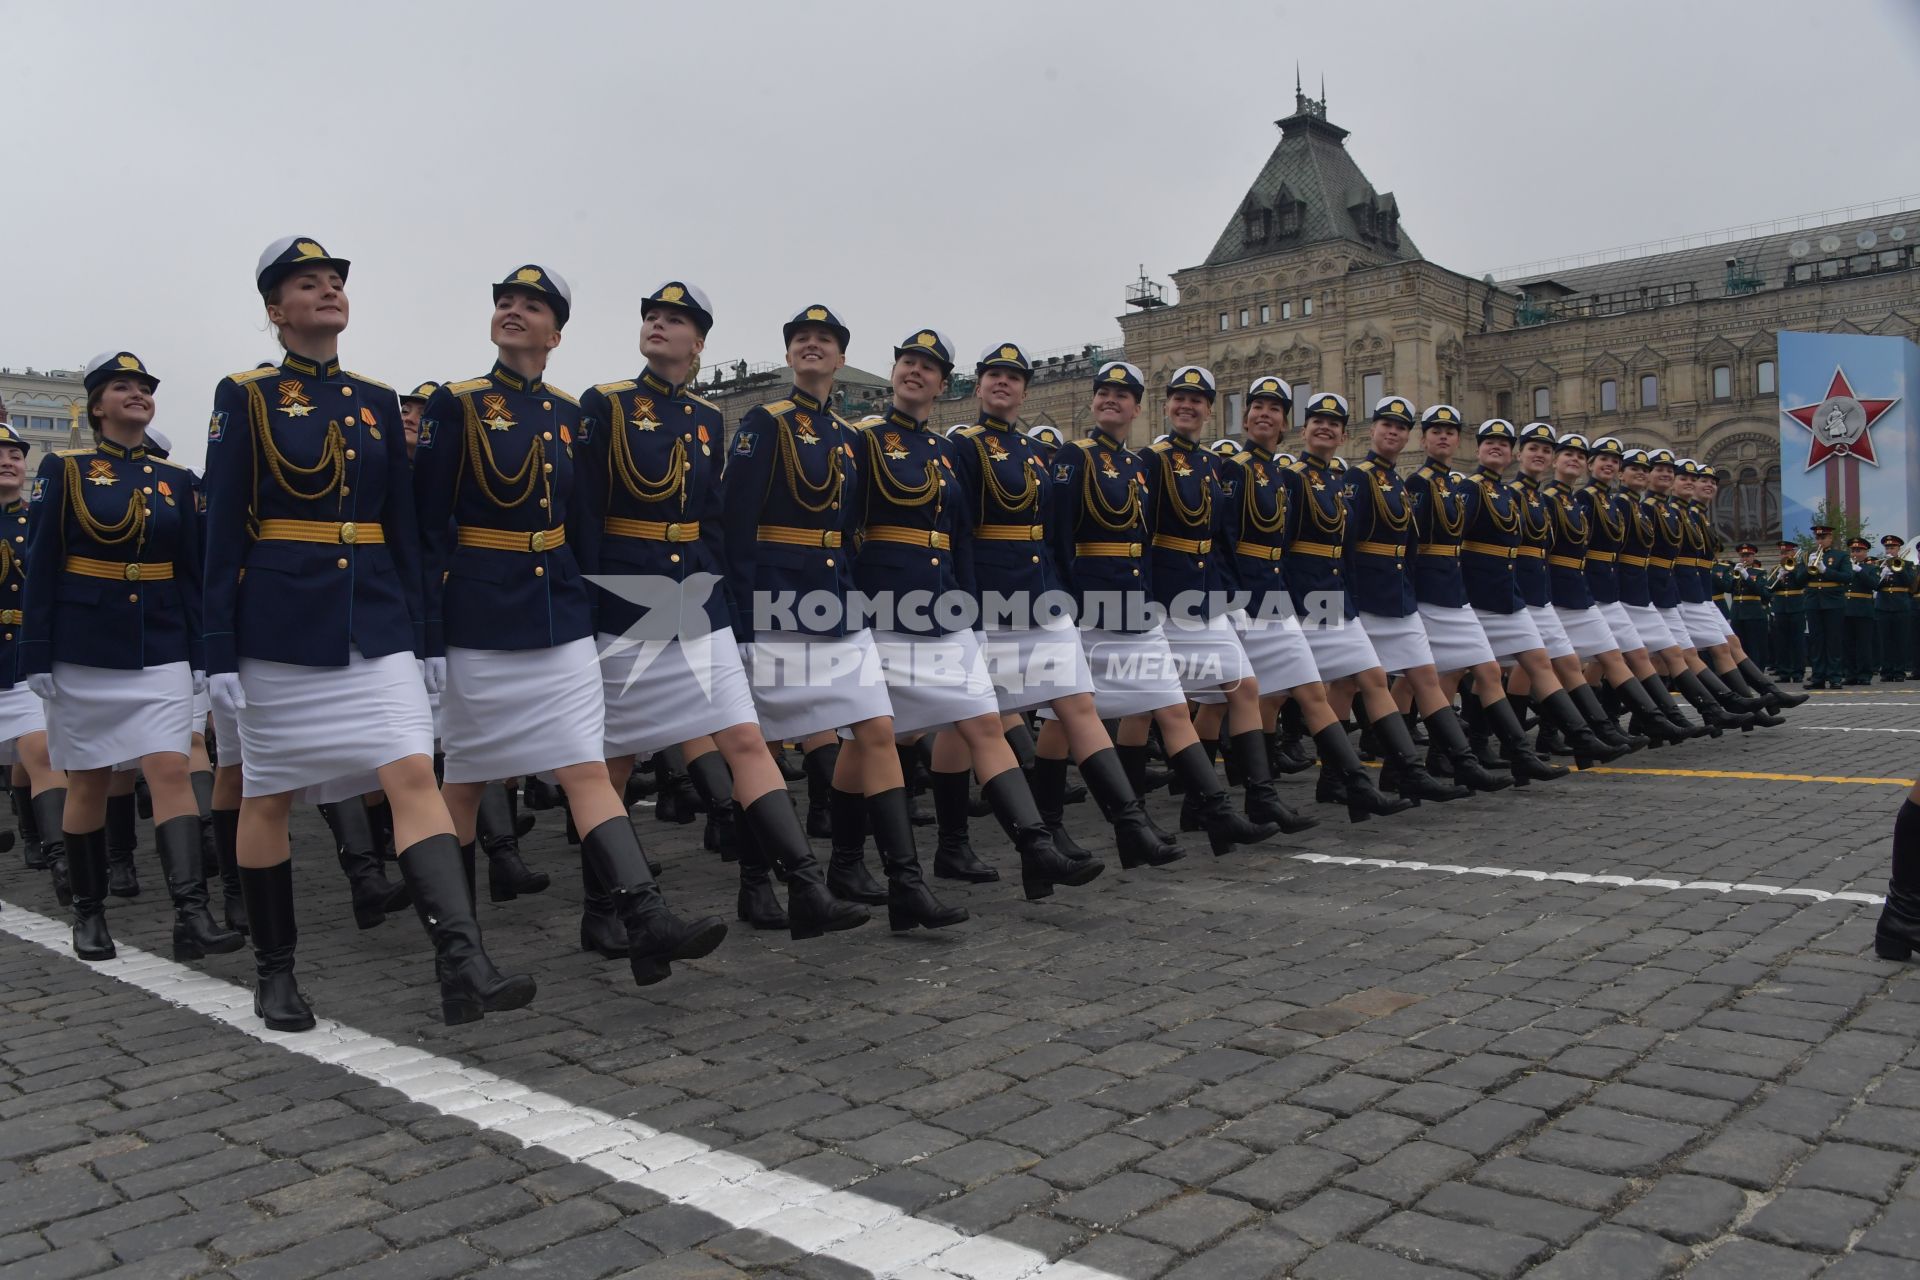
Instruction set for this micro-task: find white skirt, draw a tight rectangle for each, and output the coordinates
[981,617,1095,713]
[1358,611,1435,675]
[1623,603,1678,653]
[1679,601,1732,648]
[441,637,606,785]
[192,686,210,732]
[1527,604,1577,660]
[0,684,46,749]
[238,649,434,799]
[1073,624,1187,718]
[743,628,893,742]
[1417,602,1497,672]
[1598,600,1645,652]
[869,628,999,737]
[1164,613,1255,695]
[211,696,241,771]
[46,662,191,772]
[1658,606,1695,651]
[1298,614,1381,681]
[1232,609,1321,694]
[601,625,758,757]
[1556,605,1619,660]
[1476,607,1545,661]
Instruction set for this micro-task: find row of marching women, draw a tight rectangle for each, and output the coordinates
[17,234,1903,1044]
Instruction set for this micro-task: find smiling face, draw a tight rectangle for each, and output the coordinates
[1552,449,1587,485]
[0,445,26,492]
[491,288,561,363]
[1476,439,1512,471]
[1090,384,1139,437]
[1165,388,1212,437]
[1622,464,1650,492]
[785,323,846,381]
[92,375,157,432]
[1591,454,1619,483]
[1369,418,1409,462]
[1651,465,1674,494]
[978,367,1027,419]
[266,267,349,340]
[1243,397,1287,448]
[890,349,948,413]
[1516,440,1554,478]
[1302,412,1344,457]
[1422,424,1458,463]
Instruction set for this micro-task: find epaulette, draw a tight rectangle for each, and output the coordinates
[55,447,92,457]
[829,410,853,429]
[446,376,491,396]
[593,380,637,396]
[1285,460,1308,473]
[547,386,580,408]
[760,399,796,418]
[954,425,984,439]
[1071,437,1098,450]
[686,391,718,411]
[227,366,278,386]
[1148,440,1172,453]
[344,371,391,391]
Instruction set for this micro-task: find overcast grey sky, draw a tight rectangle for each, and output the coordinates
[6,0,1918,467]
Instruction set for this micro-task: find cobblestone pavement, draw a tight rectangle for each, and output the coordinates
[1,688,1918,1279]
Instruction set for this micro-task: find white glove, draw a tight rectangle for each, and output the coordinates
[422,656,446,695]
[192,670,207,696]
[209,672,247,715]
[26,673,54,701]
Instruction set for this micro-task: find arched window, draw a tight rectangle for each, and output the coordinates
[1756,360,1776,395]
[1715,462,1783,544]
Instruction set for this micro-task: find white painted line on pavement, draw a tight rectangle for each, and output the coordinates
[1796,701,1920,708]
[1797,725,1920,733]
[0,898,1119,1280]
[1287,854,1886,905]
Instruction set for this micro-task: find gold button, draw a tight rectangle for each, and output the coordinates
[1031,555,1040,564]
[669,553,680,564]
[831,501,840,510]
[143,486,153,494]
[1131,569,1140,577]
[339,522,358,544]
[342,387,353,397]
[3,634,10,642]
[346,449,357,460]
[543,401,552,410]
[123,564,142,581]
[337,558,349,569]
[825,558,835,567]
[128,594,139,603]
[931,557,940,566]
[543,463,553,473]
[143,465,153,473]
[534,566,545,577]
[684,405,692,415]
[539,498,549,508]
[339,486,350,496]
[543,431,554,440]
[1197,559,1205,567]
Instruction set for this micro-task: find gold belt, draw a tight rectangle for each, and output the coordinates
[65,555,173,582]
[1076,540,1142,558]
[1548,555,1586,570]
[1734,595,1763,602]
[458,525,566,553]
[759,525,841,548]
[1649,556,1675,569]
[977,524,1046,542]
[1585,551,1617,563]
[1619,554,1651,567]
[1353,540,1405,558]
[1416,544,1460,558]
[1775,589,1802,596]
[1515,546,1547,559]
[606,517,699,543]
[257,519,385,546]
[1461,540,1517,559]
[1151,534,1211,554]
[1847,592,1874,599]
[1289,543,1342,559]
[0,610,22,624]
[1236,544,1284,562]
[865,525,951,551]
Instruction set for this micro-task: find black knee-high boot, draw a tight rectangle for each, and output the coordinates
[739,792,868,940]
[240,860,312,1031]
[1612,676,1691,746]
[66,828,114,961]
[1168,744,1280,855]
[579,836,630,957]
[1715,664,1786,726]
[1569,683,1638,751]
[190,770,217,880]
[13,783,39,868]
[1874,799,1920,961]
[1699,665,1768,714]
[477,781,550,901]
[1232,730,1318,833]
[827,784,887,904]
[1537,689,1631,769]
[802,744,838,839]
[981,770,1102,901]
[1458,690,1503,767]
[321,798,411,929]
[156,815,245,961]
[1275,701,1317,773]
[1179,738,1221,830]
[868,788,969,932]
[1484,695,1569,783]
[35,789,69,905]
[1311,725,1412,822]
[1738,657,1808,709]
[1375,712,1472,803]
[1004,722,1037,774]
[400,833,538,1022]
[1075,748,1182,867]
[684,752,741,864]
[1673,669,1754,734]
[1117,741,1179,845]
[931,769,998,883]
[211,807,246,934]
[1639,674,1704,738]
[1424,707,1512,792]
[106,791,139,898]
[1031,755,1095,862]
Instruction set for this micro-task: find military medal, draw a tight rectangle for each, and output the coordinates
[86,458,117,486]
[277,380,314,418]
[794,412,820,446]
[884,432,909,461]
[481,393,516,431]
[632,395,659,431]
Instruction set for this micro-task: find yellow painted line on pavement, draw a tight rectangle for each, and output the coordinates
[1584,765,1914,786]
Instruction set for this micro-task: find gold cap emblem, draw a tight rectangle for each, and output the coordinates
[515,266,543,285]
[294,240,324,259]
[661,284,686,303]
[805,306,827,321]
[916,331,937,348]
[116,354,141,371]
[1440,409,1455,420]
[1108,368,1127,381]
[999,346,1018,360]
[1183,371,1201,385]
